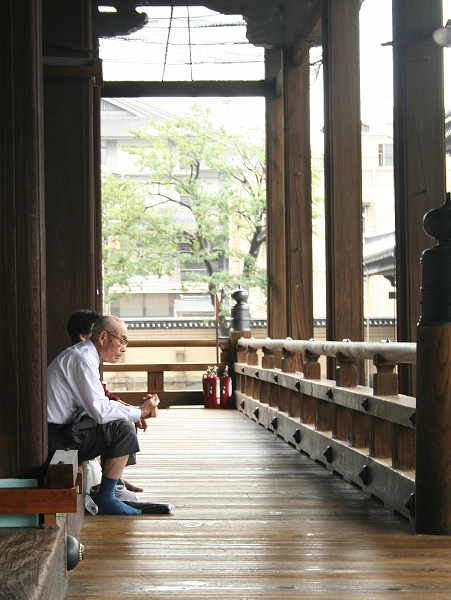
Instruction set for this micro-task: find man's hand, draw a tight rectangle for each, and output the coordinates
[140,393,160,420]
[136,418,149,432]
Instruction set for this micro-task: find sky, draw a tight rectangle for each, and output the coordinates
[100,0,451,144]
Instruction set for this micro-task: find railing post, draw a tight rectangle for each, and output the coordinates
[262,345,275,369]
[247,347,259,366]
[148,371,164,395]
[416,195,451,534]
[219,339,232,365]
[304,349,321,379]
[281,347,297,373]
[372,353,398,396]
[229,332,251,365]
[335,352,358,387]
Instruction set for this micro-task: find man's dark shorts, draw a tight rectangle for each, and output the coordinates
[48,419,140,463]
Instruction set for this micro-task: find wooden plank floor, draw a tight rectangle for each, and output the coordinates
[67,408,451,599]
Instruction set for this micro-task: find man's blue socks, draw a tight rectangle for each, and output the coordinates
[96,475,142,515]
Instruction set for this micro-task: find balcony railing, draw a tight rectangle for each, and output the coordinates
[233,337,417,522]
[100,327,451,534]
[102,338,231,407]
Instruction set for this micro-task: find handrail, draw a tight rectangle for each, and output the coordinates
[103,362,212,372]
[127,338,231,348]
[237,337,416,364]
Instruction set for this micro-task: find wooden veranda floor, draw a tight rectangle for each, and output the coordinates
[67,408,451,599]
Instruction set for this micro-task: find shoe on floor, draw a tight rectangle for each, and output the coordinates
[123,500,174,514]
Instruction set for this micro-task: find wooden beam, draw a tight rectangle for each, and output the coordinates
[126,339,231,348]
[102,80,267,98]
[49,450,78,489]
[43,64,102,79]
[392,0,445,396]
[0,488,78,514]
[103,362,217,372]
[116,390,204,408]
[322,0,363,377]
[292,1,322,64]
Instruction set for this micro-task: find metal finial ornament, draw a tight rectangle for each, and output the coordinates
[230,286,250,331]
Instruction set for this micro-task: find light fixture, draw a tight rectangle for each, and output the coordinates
[433,19,451,47]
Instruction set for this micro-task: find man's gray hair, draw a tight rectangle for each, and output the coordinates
[92,315,122,337]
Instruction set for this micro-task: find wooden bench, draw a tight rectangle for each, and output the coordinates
[0,450,85,599]
[0,449,79,527]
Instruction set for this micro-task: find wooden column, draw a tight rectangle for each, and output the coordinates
[322,0,363,379]
[416,198,451,534]
[43,0,99,364]
[266,49,287,339]
[0,0,47,478]
[392,0,445,396]
[93,39,103,313]
[283,46,313,340]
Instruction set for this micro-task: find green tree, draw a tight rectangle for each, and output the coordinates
[102,103,267,319]
[102,174,181,303]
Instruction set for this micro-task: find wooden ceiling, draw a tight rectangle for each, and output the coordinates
[94,1,321,48]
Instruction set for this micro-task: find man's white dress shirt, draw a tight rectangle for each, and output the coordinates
[47,339,141,425]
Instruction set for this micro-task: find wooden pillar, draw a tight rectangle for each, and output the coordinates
[93,39,103,312]
[43,0,100,364]
[0,0,47,478]
[322,0,363,379]
[266,49,287,339]
[283,46,313,340]
[416,198,451,534]
[392,0,445,396]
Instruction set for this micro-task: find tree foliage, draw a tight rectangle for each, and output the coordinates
[102,103,267,313]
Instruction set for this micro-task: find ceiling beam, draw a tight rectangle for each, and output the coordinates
[101,80,267,98]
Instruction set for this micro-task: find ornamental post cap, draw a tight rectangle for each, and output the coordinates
[423,193,451,243]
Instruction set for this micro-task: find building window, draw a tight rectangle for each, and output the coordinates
[378,143,393,167]
[101,147,107,164]
[362,204,369,237]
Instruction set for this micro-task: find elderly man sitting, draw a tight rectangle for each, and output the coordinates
[47,315,160,515]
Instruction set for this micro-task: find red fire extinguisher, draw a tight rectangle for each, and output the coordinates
[220,366,233,408]
[209,366,221,409]
[203,366,212,408]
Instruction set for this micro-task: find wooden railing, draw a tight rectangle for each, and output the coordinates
[102,338,231,408]
[102,334,419,520]
[233,337,417,522]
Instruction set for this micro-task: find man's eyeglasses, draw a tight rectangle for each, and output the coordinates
[105,331,129,347]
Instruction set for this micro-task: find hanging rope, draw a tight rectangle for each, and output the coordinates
[162,3,173,81]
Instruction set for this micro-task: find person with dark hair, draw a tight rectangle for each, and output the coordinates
[67,309,101,345]
[48,315,166,515]
[66,309,143,494]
